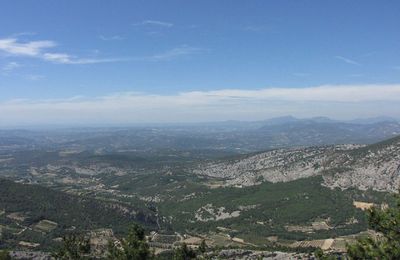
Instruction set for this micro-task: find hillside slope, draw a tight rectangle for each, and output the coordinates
[322,135,400,191]
[0,179,157,249]
[193,136,400,191]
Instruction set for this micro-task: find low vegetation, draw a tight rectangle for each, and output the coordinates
[316,191,400,259]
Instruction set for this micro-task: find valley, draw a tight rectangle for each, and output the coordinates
[0,118,399,258]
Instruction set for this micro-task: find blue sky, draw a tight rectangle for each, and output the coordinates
[0,1,400,125]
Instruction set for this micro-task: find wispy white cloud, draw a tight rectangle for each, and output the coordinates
[335,55,361,65]
[25,74,45,81]
[174,84,400,103]
[0,37,201,64]
[99,35,124,41]
[1,61,21,73]
[0,37,125,64]
[1,84,399,125]
[146,45,203,61]
[9,32,37,37]
[42,52,127,64]
[0,38,55,56]
[134,20,174,28]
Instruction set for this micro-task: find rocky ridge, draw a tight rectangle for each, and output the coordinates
[193,136,400,191]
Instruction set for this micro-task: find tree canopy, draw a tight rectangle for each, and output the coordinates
[316,192,400,259]
[346,193,400,259]
[107,224,153,260]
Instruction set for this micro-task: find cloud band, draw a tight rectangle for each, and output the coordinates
[0,84,399,125]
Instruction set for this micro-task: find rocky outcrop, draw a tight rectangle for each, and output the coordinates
[194,136,400,192]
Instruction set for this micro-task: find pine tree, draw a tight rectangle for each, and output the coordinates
[0,250,11,260]
[198,239,207,254]
[107,224,154,260]
[173,243,196,260]
[346,193,400,259]
[316,192,400,259]
[52,234,91,260]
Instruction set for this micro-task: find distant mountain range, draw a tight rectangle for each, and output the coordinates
[260,115,399,126]
[256,118,400,148]
[0,116,399,153]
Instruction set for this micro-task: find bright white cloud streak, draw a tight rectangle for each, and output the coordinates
[0,38,124,64]
[1,84,400,125]
[134,20,174,28]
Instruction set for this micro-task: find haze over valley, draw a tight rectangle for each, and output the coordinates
[1,1,400,259]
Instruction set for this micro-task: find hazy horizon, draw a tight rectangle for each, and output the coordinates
[2,2,400,258]
[0,114,399,130]
[1,1,400,125]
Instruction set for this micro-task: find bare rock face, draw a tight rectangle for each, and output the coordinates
[322,137,400,192]
[193,136,400,192]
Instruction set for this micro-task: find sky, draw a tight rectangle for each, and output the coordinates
[0,1,400,125]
